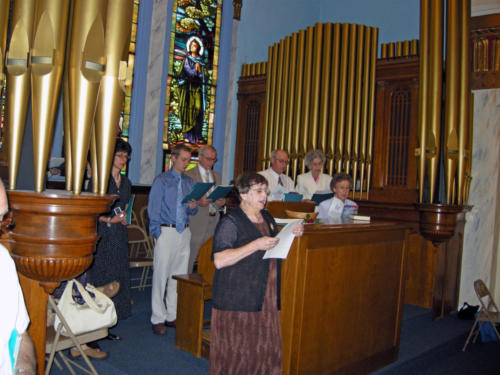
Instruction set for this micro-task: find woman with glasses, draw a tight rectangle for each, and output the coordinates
[296,150,332,200]
[88,139,133,323]
[317,173,358,221]
[210,172,303,375]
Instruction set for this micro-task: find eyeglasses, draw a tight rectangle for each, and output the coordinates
[201,156,217,162]
[0,211,15,234]
[276,158,289,164]
[115,153,130,160]
[249,188,270,195]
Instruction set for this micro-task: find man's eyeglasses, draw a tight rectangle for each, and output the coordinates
[201,156,217,162]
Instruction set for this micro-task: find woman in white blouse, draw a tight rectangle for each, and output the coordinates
[296,150,332,200]
[317,173,358,221]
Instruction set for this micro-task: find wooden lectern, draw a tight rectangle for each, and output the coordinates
[175,220,408,375]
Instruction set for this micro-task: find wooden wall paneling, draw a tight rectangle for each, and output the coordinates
[370,57,420,203]
[234,75,267,178]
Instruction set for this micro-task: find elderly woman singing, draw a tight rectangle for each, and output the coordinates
[210,172,303,375]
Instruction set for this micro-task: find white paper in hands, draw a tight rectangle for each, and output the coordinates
[263,219,302,259]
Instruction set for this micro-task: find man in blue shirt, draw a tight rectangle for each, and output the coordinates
[148,144,198,335]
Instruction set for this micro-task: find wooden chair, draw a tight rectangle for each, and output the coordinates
[128,224,154,290]
[173,237,214,358]
[45,296,108,375]
[265,201,315,218]
[462,279,500,351]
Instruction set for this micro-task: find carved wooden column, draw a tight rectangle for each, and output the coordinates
[7,190,115,375]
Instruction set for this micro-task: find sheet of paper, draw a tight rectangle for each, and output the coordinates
[263,219,302,259]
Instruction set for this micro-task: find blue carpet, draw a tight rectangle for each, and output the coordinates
[47,280,499,374]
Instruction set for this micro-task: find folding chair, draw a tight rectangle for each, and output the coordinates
[462,279,500,351]
[45,296,108,375]
[128,224,154,290]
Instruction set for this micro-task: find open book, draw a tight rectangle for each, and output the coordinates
[181,182,214,203]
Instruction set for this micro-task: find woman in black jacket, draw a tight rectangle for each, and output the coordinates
[210,172,303,375]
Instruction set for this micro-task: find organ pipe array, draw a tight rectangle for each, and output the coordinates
[416,0,471,204]
[4,0,134,195]
[261,23,378,199]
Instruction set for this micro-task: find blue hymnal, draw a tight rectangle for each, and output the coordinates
[206,185,233,201]
[181,182,214,203]
[311,192,334,205]
[284,193,303,202]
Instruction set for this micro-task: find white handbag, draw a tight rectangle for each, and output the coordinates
[54,279,118,336]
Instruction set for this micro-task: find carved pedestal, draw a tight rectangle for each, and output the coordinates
[6,190,115,375]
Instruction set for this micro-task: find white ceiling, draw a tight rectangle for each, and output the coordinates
[471,0,500,16]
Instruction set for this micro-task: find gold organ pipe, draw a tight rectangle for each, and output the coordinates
[464,91,473,202]
[358,27,372,199]
[30,0,70,192]
[388,42,395,58]
[335,23,349,172]
[6,0,35,190]
[381,43,387,59]
[427,0,444,203]
[299,26,314,173]
[351,25,365,199]
[412,39,419,55]
[67,0,107,194]
[396,41,403,57]
[261,44,275,169]
[95,0,134,195]
[90,126,98,193]
[318,23,333,153]
[344,24,358,174]
[270,43,281,156]
[273,35,288,153]
[308,23,323,152]
[417,0,430,203]
[284,34,297,176]
[403,40,410,56]
[365,27,378,199]
[457,0,470,204]
[291,30,306,179]
[327,23,341,175]
[0,0,9,84]
[62,0,75,191]
[444,0,460,204]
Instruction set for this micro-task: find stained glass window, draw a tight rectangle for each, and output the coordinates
[163,0,223,168]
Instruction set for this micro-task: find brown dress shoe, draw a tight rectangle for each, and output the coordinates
[152,323,166,335]
[165,320,176,327]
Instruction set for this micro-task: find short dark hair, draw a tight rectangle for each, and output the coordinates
[115,138,132,155]
[235,172,268,194]
[171,144,192,157]
[330,173,353,191]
